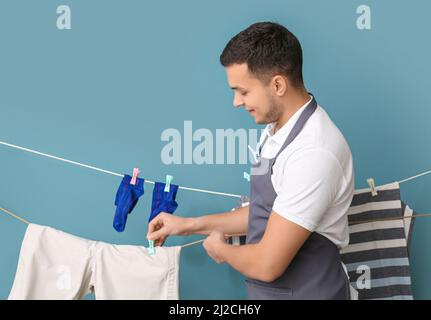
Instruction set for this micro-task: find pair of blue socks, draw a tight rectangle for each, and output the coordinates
[113,175,179,232]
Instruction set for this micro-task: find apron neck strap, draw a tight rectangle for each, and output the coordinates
[273,94,318,162]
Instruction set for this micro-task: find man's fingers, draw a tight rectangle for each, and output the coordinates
[148,215,167,239]
[147,228,166,241]
[147,213,171,244]
[147,216,162,234]
[155,236,166,247]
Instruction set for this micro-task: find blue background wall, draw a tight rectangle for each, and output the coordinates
[1,0,430,299]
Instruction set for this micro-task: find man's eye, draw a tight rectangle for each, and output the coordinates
[241,91,248,96]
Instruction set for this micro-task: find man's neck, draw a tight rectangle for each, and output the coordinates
[272,90,311,134]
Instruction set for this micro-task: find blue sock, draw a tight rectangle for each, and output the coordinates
[113,174,145,232]
[148,182,179,222]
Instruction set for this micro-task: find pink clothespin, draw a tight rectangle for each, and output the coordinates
[130,168,140,185]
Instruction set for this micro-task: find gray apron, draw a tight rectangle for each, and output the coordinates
[245,95,350,300]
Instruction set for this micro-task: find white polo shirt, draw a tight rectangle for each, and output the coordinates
[259,96,355,249]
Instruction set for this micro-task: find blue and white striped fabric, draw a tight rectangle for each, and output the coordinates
[340,182,415,300]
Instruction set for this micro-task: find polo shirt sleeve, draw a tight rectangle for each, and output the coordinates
[272,147,344,232]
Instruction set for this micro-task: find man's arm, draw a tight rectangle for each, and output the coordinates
[147,205,249,246]
[203,149,342,281]
[188,205,249,236]
[205,210,310,283]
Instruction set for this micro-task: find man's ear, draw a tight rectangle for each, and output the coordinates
[271,75,288,96]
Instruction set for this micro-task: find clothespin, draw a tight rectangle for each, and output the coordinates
[367,178,378,196]
[256,141,261,157]
[148,239,155,255]
[164,175,173,192]
[240,195,250,207]
[243,172,250,182]
[248,145,258,163]
[130,167,140,185]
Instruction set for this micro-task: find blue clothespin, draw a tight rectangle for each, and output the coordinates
[243,172,250,182]
[164,175,173,192]
[148,239,155,255]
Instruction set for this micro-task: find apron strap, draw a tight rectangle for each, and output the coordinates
[272,95,318,168]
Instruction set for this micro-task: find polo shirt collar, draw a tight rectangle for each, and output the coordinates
[264,95,313,146]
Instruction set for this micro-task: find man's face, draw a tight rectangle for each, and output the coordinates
[225,63,283,124]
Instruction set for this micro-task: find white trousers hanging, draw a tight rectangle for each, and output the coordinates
[8,224,181,300]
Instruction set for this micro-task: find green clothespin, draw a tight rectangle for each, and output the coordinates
[164,175,173,192]
[148,239,155,255]
[243,172,250,182]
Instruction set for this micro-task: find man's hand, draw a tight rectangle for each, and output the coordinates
[203,231,229,264]
[147,212,193,247]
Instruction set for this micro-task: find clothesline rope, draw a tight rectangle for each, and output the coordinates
[1,140,431,198]
[0,207,30,225]
[398,169,431,184]
[0,140,242,199]
[0,206,246,248]
[1,206,431,248]
[1,139,430,249]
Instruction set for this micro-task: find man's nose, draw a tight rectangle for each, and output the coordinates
[233,94,244,108]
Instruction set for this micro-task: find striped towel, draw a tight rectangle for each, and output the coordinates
[340,182,416,300]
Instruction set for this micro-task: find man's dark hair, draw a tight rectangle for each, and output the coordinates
[220,22,304,88]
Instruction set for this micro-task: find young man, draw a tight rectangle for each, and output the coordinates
[147,22,355,300]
